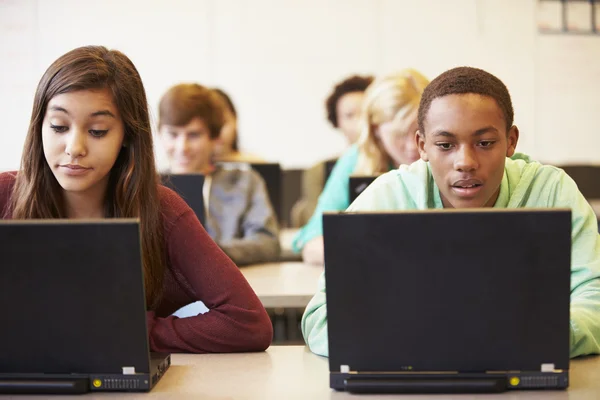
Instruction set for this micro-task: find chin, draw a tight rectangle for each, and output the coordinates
[446,197,486,209]
[55,180,92,193]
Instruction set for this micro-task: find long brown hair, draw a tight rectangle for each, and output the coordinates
[11,46,165,307]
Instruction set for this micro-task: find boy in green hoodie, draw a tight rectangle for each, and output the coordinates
[302,66,600,359]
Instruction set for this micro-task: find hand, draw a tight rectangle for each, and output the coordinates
[302,236,325,266]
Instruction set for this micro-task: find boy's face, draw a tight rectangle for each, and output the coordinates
[417,93,519,208]
[160,117,215,174]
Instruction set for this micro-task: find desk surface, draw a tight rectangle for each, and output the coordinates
[241,262,322,308]
[7,346,599,399]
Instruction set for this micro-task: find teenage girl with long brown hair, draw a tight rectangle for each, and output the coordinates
[0,45,272,353]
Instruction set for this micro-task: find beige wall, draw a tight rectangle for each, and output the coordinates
[1,0,599,170]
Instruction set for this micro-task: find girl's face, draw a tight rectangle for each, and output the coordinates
[375,113,420,167]
[42,88,125,198]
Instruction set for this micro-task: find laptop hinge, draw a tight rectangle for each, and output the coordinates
[344,376,507,394]
[0,378,89,394]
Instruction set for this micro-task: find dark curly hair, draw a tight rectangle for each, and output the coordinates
[326,75,374,127]
[418,67,513,134]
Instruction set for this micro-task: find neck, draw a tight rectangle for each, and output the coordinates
[171,163,215,176]
[62,180,108,219]
[197,164,215,176]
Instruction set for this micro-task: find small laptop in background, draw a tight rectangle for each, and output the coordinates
[323,209,571,394]
[324,158,338,184]
[161,174,205,225]
[349,175,378,203]
[0,220,170,394]
[250,162,282,223]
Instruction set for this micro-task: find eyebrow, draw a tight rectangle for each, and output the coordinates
[90,110,116,118]
[48,106,116,119]
[432,126,499,138]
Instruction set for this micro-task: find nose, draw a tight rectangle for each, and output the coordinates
[454,146,478,172]
[64,129,87,158]
[174,135,190,155]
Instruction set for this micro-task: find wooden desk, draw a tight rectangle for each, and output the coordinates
[241,262,322,308]
[9,346,599,399]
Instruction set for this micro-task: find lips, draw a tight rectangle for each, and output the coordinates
[450,178,483,198]
[61,164,90,170]
[452,179,483,189]
[59,164,92,176]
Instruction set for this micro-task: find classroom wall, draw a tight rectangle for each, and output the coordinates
[1,0,599,171]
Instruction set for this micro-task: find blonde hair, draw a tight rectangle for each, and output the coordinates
[354,69,429,175]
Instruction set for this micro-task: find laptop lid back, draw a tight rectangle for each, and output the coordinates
[250,163,282,223]
[349,176,377,203]
[0,220,151,375]
[161,174,205,225]
[323,210,571,373]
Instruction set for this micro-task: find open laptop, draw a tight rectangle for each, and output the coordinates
[161,174,205,225]
[0,220,170,394]
[323,209,571,394]
[324,158,338,184]
[250,162,282,223]
[349,175,378,203]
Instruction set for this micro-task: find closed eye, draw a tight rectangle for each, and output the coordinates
[89,129,109,138]
[50,124,68,133]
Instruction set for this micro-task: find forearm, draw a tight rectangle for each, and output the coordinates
[220,235,281,266]
[147,306,272,353]
[570,282,600,358]
[301,273,329,357]
[302,236,324,266]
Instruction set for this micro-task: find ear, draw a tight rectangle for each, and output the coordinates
[505,125,519,157]
[416,130,429,162]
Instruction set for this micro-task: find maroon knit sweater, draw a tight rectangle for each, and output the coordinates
[0,172,272,353]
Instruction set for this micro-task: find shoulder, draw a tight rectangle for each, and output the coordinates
[0,171,17,190]
[326,146,359,182]
[337,145,359,166]
[505,156,577,206]
[157,184,195,225]
[0,171,17,217]
[506,156,568,189]
[213,163,260,187]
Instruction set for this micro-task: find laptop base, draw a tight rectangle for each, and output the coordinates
[331,371,569,393]
[0,378,89,394]
[0,354,170,394]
